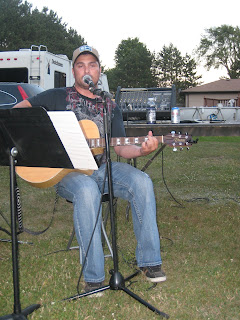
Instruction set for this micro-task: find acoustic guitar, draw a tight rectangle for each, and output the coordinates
[16,119,192,188]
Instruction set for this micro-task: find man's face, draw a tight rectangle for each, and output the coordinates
[72,53,101,89]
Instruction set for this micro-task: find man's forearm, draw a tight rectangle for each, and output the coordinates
[114,145,143,159]
[13,100,32,108]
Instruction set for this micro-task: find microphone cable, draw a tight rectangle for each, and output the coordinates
[0,209,11,236]
[161,149,185,208]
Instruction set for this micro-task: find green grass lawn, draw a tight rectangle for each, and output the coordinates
[0,137,239,319]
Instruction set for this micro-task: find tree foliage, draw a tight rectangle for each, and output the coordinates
[0,0,30,50]
[154,43,201,88]
[105,37,157,92]
[154,43,201,103]
[0,0,85,58]
[197,24,240,79]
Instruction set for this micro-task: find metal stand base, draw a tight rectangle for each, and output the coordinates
[64,270,169,318]
[0,304,41,320]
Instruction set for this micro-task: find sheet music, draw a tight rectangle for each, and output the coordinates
[47,111,98,170]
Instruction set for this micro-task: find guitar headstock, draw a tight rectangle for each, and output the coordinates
[164,131,197,151]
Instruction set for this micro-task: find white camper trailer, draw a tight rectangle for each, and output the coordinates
[0,45,109,91]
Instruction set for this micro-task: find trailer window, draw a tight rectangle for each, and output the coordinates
[54,71,66,88]
[0,68,28,83]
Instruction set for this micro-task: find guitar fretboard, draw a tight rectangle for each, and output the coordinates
[86,136,164,149]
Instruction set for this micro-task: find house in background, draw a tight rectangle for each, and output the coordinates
[181,79,240,107]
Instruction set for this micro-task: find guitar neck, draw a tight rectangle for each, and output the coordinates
[86,136,164,149]
[80,119,192,151]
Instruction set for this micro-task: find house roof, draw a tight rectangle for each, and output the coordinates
[182,79,240,93]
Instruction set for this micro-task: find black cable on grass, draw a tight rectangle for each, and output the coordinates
[184,196,240,204]
[185,197,210,203]
[0,209,13,238]
[160,236,174,250]
[228,197,240,204]
[161,149,185,208]
[0,210,11,228]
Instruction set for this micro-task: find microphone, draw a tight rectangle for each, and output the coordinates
[83,75,95,89]
[83,74,112,98]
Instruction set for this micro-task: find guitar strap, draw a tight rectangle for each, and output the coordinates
[140,144,167,172]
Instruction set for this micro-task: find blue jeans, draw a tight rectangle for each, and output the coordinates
[56,161,162,283]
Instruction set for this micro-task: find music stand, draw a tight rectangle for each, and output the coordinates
[0,107,90,319]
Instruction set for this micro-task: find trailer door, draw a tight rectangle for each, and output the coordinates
[54,71,66,88]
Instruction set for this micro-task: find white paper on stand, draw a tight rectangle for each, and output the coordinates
[47,111,98,170]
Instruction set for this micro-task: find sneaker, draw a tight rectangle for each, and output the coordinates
[140,265,166,283]
[84,282,105,297]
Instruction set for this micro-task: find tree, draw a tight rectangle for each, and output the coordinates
[154,44,183,87]
[0,0,85,58]
[0,0,31,50]
[197,25,240,79]
[181,54,202,89]
[154,43,201,104]
[105,37,157,92]
[28,7,86,58]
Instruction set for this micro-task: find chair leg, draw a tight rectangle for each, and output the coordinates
[66,227,83,264]
[66,217,113,263]
[101,220,113,258]
[66,227,76,251]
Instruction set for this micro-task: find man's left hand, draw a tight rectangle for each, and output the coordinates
[140,131,158,156]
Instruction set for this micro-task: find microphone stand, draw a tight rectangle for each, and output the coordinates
[90,88,112,99]
[64,88,169,319]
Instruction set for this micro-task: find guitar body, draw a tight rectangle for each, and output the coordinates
[16,120,101,189]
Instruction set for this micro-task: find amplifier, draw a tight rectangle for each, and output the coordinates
[115,86,176,120]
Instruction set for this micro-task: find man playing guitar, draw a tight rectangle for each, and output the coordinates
[14,45,166,295]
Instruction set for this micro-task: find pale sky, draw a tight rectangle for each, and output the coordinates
[29,0,239,84]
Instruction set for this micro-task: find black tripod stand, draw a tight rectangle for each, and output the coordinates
[0,147,41,320]
[63,90,169,319]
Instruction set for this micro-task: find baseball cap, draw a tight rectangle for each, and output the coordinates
[72,45,100,65]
